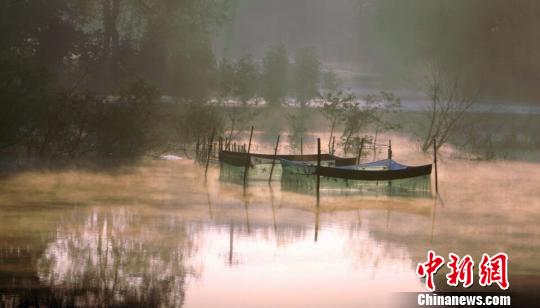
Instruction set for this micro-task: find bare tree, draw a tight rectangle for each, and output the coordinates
[222,100,260,148]
[421,62,482,152]
[320,90,400,155]
[320,91,355,153]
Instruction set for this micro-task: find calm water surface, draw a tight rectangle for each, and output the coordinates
[1,137,539,307]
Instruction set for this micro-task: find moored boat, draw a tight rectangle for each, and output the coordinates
[218,150,356,167]
[280,158,432,194]
[218,150,357,182]
[280,158,432,181]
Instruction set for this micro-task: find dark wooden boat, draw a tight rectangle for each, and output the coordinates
[219,150,357,167]
[280,158,432,181]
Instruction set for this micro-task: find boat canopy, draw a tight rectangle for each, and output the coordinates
[339,159,408,171]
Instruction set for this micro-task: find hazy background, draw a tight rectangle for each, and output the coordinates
[2,0,539,162]
[215,0,540,103]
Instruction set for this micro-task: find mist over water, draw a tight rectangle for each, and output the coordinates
[2,1,540,306]
[1,135,538,307]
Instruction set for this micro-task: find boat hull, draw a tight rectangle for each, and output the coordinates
[218,150,356,167]
[280,158,432,181]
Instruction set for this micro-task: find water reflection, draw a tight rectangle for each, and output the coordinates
[219,158,432,199]
[1,137,540,307]
[280,172,432,198]
[0,157,449,307]
[184,218,423,307]
[37,207,195,307]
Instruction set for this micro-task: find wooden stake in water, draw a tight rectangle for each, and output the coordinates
[433,138,439,194]
[314,207,320,242]
[228,222,234,265]
[195,137,200,161]
[316,138,321,203]
[300,137,303,156]
[205,128,215,178]
[315,140,322,239]
[268,135,281,183]
[356,138,365,165]
[243,126,254,186]
[387,139,392,187]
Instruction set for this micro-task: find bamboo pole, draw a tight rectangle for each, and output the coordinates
[228,222,234,265]
[356,138,365,165]
[316,138,321,203]
[314,207,320,242]
[201,141,206,160]
[268,135,281,183]
[388,139,392,187]
[243,126,254,186]
[315,140,321,240]
[433,138,438,194]
[373,130,378,160]
[195,137,200,161]
[205,128,215,177]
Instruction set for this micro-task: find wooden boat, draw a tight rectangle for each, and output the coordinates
[280,158,432,181]
[218,150,356,167]
[280,169,432,197]
[218,150,357,182]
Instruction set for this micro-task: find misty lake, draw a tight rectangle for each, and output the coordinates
[1,135,539,307]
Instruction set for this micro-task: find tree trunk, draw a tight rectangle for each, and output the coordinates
[102,0,121,92]
[111,0,120,83]
[327,121,335,153]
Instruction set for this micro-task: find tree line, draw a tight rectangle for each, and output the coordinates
[217,45,337,107]
[0,1,330,161]
[0,0,227,159]
[1,0,482,163]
